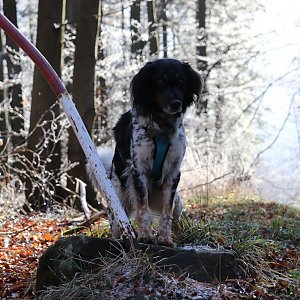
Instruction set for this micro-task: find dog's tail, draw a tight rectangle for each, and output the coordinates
[86,147,114,191]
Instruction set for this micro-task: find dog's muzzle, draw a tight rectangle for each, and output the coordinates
[166,100,182,114]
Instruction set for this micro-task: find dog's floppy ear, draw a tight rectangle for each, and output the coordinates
[183,63,203,110]
[130,62,154,115]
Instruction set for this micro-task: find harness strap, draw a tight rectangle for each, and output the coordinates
[151,136,170,183]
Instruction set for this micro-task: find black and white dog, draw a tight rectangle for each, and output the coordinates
[88,58,202,245]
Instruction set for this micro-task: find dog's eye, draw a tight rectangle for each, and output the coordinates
[157,79,165,86]
[178,79,185,86]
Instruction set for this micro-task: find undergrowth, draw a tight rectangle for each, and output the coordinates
[2,191,298,299]
[57,194,299,299]
[39,194,300,299]
[39,248,216,300]
[174,194,300,299]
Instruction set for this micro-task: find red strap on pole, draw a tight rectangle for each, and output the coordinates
[0,13,66,97]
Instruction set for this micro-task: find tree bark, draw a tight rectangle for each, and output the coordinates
[130,0,145,57]
[25,0,65,210]
[3,0,24,147]
[161,0,167,58]
[93,1,109,147]
[66,0,80,23]
[147,0,158,56]
[196,0,207,113]
[67,0,101,209]
[196,0,207,73]
[0,31,7,152]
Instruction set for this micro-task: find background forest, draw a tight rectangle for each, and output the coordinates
[1,0,299,211]
[0,1,300,299]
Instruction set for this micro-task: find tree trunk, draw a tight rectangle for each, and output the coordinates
[195,0,209,197]
[0,31,7,152]
[196,0,207,73]
[3,0,24,147]
[67,0,101,209]
[25,0,65,210]
[147,0,158,56]
[196,0,207,113]
[66,0,80,23]
[161,0,167,58]
[93,1,109,147]
[130,0,145,57]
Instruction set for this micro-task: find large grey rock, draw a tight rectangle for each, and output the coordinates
[146,244,237,282]
[36,236,237,294]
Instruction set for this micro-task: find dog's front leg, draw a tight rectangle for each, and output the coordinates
[132,169,153,243]
[158,172,181,246]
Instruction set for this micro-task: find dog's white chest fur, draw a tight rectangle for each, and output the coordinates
[131,113,186,186]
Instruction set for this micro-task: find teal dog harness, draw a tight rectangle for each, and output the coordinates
[151,135,170,183]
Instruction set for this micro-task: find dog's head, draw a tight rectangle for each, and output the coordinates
[131,58,203,116]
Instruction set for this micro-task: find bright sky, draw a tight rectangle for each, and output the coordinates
[253,0,300,206]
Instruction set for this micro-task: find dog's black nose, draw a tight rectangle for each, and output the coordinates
[170,100,182,112]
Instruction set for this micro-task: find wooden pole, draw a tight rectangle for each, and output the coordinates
[0,13,136,243]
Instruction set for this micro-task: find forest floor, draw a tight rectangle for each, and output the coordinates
[0,193,299,299]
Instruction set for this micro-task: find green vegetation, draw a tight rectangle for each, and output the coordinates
[174,194,300,299]
[61,194,299,299]
[66,194,299,299]
[1,194,299,299]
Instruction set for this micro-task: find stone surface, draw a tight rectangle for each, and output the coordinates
[36,236,238,294]
[140,243,237,282]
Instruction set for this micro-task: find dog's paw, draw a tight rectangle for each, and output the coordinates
[157,215,173,246]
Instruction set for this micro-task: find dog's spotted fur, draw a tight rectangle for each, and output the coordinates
[87,58,202,245]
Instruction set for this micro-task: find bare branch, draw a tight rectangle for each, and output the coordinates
[248,93,297,171]
[179,171,234,192]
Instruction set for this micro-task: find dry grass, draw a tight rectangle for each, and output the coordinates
[38,248,217,300]
[1,180,299,299]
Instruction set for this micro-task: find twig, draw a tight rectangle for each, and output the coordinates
[225,67,298,138]
[62,211,107,235]
[179,170,234,192]
[248,93,296,171]
[11,221,37,238]
[75,178,91,220]
[80,211,107,227]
